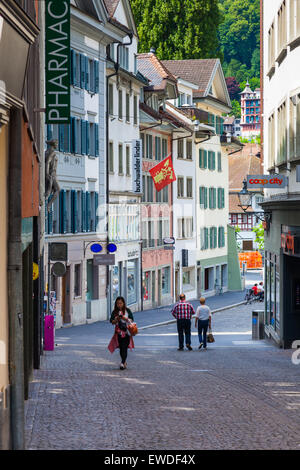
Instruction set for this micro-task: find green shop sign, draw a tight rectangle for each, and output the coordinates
[45,0,70,124]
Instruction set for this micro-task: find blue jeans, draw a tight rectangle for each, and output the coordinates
[198,319,209,348]
[177,319,191,348]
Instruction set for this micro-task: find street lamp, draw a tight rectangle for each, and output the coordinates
[237,178,272,228]
[237,179,253,212]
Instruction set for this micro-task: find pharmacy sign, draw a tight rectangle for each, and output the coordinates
[45,0,70,124]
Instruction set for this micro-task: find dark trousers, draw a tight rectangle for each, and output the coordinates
[118,334,130,363]
[177,319,191,348]
[198,319,209,348]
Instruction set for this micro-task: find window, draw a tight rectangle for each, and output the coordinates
[127,260,137,305]
[109,142,114,173]
[109,83,114,115]
[148,220,155,247]
[210,227,217,249]
[200,227,209,250]
[178,139,184,158]
[178,217,193,239]
[217,152,222,171]
[74,264,81,297]
[134,95,138,125]
[162,138,168,158]
[118,89,123,119]
[186,178,193,198]
[118,144,123,174]
[146,134,153,158]
[199,186,208,209]
[218,227,225,248]
[208,151,216,170]
[199,149,207,169]
[217,188,225,209]
[162,185,168,203]
[268,113,275,168]
[155,136,161,160]
[119,46,129,71]
[209,187,217,209]
[162,267,170,295]
[277,101,287,165]
[126,93,130,122]
[277,1,287,54]
[146,175,154,202]
[177,177,184,198]
[126,145,130,176]
[186,140,192,159]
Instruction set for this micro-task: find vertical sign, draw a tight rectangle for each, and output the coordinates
[132,139,143,194]
[45,0,70,124]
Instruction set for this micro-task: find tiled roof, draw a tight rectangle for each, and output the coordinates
[162,59,218,95]
[224,116,235,125]
[229,143,262,191]
[137,53,177,90]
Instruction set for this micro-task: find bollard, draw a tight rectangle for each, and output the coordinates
[252,310,265,340]
[44,315,55,351]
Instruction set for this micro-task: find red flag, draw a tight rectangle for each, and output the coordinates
[149,155,176,192]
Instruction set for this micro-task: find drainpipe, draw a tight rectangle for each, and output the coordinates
[105,34,133,315]
[8,107,24,450]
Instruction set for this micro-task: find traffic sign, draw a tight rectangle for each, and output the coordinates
[93,254,115,265]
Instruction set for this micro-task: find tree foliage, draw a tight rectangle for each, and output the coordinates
[131,0,222,60]
[225,77,240,101]
[229,100,241,118]
[252,222,264,250]
[218,0,260,78]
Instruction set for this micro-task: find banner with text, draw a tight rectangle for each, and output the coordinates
[247,174,288,189]
[132,139,143,194]
[45,0,70,124]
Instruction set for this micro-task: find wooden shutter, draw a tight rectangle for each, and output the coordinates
[71,190,78,233]
[86,121,90,155]
[85,56,89,91]
[222,188,225,208]
[199,149,203,168]
[81,191,86,232]
[95,123,99,157]
[59,190,66,234]
[86,191,91,232]
[70,117,76,154]
[80,54,85,89]
[95,192,99,230]
[212,152,216,170]
[218,152,222,171]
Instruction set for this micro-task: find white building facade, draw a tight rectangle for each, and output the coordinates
[262,0,300,347]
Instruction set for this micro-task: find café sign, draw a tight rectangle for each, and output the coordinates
[45,0,70,124]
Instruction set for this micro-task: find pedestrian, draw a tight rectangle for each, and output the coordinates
[195,297,212,350]
[258,281,264,301]
[108,296,134,370]
[171,293,195,351]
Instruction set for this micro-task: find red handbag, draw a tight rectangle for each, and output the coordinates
[127,322,138,336]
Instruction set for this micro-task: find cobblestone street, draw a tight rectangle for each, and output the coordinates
[25,302,300,450]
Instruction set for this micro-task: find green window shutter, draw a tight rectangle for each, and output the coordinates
[217,188,221,209]
[210,228,213,249]
[209,188,212,209]
[204,150,207,168]
[199,149,203,168]
[199,187,203,206]
[86,191,91,232]
[222,188,225,208]
[213,188,216,209]
[218,227,221,247]
[95,123,99,157]
[59,190,66,234]
[81,191,86,232]
[204,187,208,209]
[80,54,85,89]
[208,151,211,170]
[218,152,222,171]
[212,152,216,170]
[214,227,217,248]
[94,60,99,93]
[95,192,99,230]
[85,56,89,91]
[71,190,78,234]
[86,121,90,155]
[71,49,76,86]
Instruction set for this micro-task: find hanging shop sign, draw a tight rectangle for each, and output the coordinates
[45,0,70,124]
[281,226,300,257]
[33,262,39,281]
[247,175,288,189]
[93,254,115,266]
[132,139,143,194]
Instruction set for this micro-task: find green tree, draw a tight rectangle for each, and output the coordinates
[218,0,260,74]
[229,99,241,118]
[252,222,264,250]
[131,0,222,60]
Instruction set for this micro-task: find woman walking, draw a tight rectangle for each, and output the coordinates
[195,297,212,350]
[109,296,134,370]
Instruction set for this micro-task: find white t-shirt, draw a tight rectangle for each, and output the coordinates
[196,305,211,321]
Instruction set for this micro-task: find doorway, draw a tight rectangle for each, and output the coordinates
[158,269,162,306]
[197,267,201,298]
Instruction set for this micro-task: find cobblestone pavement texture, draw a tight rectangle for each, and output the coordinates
[25,301,300,451]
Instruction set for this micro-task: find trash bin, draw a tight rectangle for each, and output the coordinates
[252,310,265,340]
[44,315,55,351]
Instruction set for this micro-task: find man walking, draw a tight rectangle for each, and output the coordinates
[171,294,195,351]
